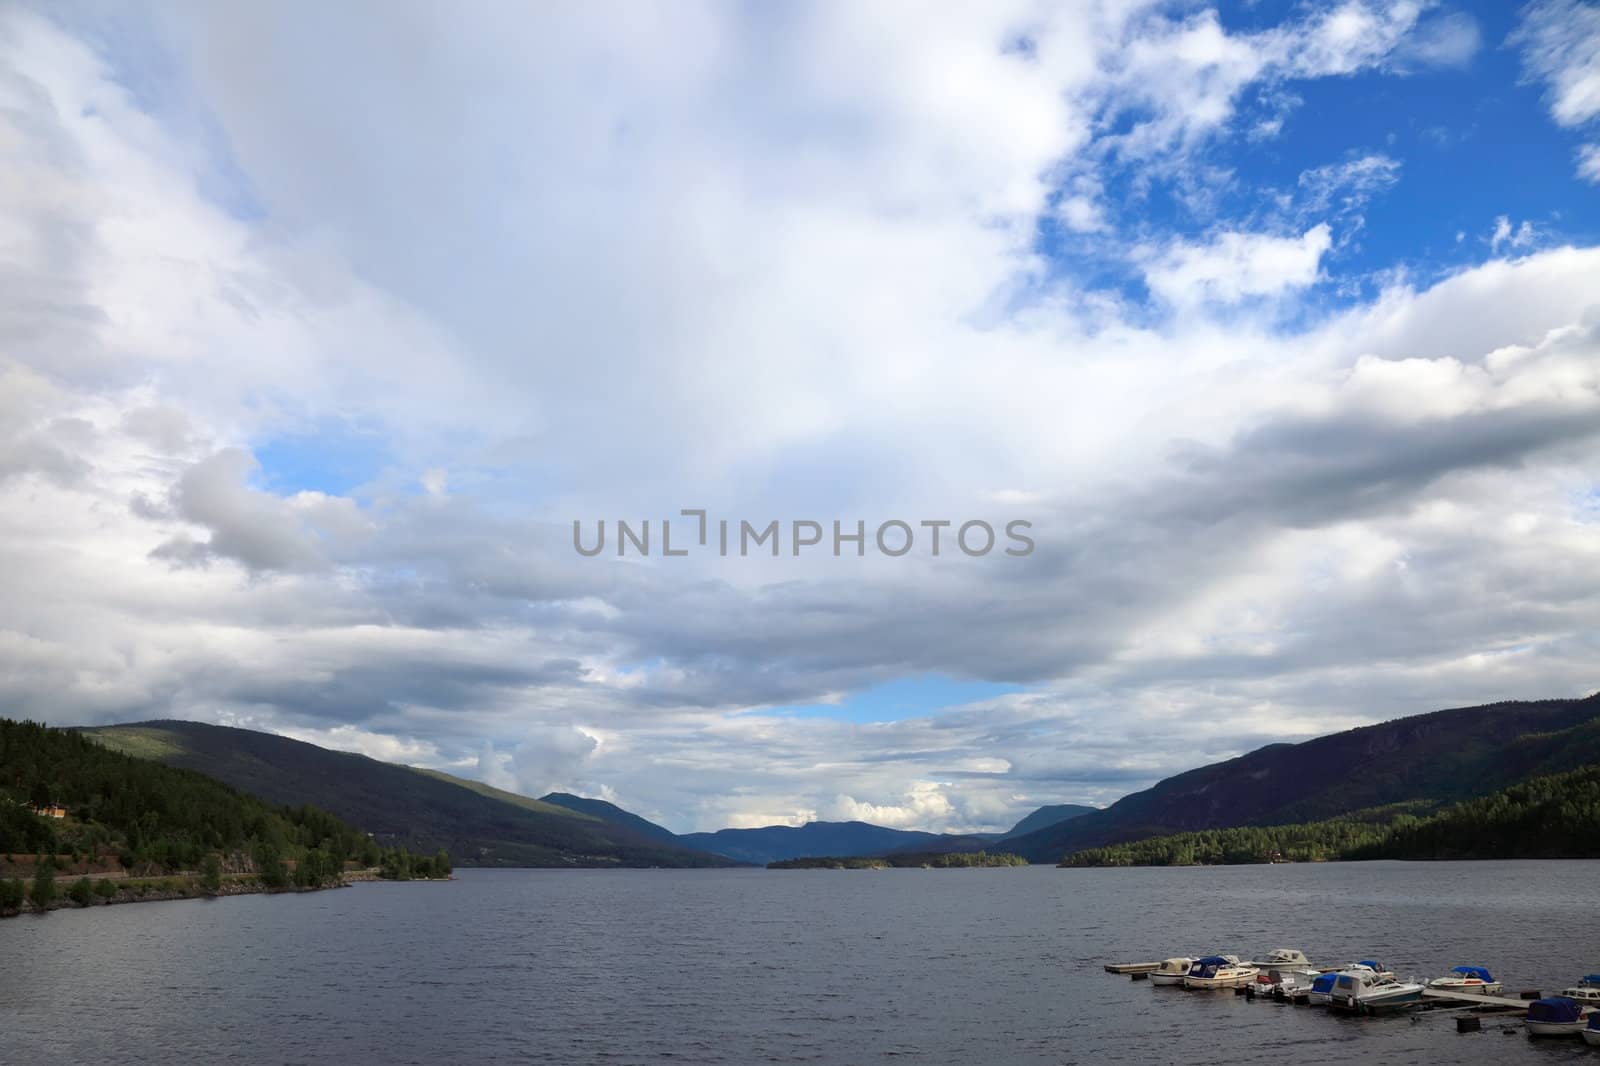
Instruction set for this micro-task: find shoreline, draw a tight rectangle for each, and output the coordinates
[0,870,453,920]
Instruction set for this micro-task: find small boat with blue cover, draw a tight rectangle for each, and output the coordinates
[1182,955,1260,990]
[1583,1011,1600,1047]
[1525,996,1588,1037]
[1427,966,1501,995]
[1307,972,1338,1007]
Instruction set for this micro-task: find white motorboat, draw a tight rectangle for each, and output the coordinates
[1558,975,1600,1005]
[1259,967,1320,999]
[1426,965,1502,995]
[1328,968,1425,1012]
[1183,955,1260,990]
[1525,996,1589,1037]
[1150,957,1194,986]
[1250,948,1313,969]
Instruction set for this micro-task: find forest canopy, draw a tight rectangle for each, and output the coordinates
[0,718,448,884]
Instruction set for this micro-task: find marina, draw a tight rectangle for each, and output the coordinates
[1107,950,1600,1043]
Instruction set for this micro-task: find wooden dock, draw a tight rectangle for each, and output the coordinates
[1420,988,1533,1010]
[1103,962,1159,974]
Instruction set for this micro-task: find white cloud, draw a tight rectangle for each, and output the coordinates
[3,3,1600,837]
[1579,143,1600,183]
[1390,10,1481,71]
[1296,154,1402,216]
[824,782,958,830]
[1142,224,1332,307]
[1490,215,1537,253]
[1514,0,1600,128]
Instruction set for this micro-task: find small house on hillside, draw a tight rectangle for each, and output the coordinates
[26,803,67,819]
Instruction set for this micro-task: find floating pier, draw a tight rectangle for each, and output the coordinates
[1103,962,1159,974]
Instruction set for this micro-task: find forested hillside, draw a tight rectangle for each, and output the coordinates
[0,718,445,914]
[1009,693,1600,862]
[1061,764,1600,866]
[85,720,733,868]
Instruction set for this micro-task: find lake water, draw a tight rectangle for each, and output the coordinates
[3,861,1598,1064]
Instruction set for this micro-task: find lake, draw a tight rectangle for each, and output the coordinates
[3,861,1597,1064]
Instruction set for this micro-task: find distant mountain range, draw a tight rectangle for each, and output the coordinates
[80,719,1102,867]
[82,691,1599,869]
[83,721,732,868]
[675,821,993,866]
[1002,692,1600,862]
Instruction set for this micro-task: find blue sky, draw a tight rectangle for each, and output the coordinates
[3,1,1600,832]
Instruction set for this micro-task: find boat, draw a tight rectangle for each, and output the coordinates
[1308,972,1338,1006]
[1260,967,1320,999]
[1251,948,1313,969]
[1328,968,1425,1012]
[1525,996,1588,1037]
[1183,955,1261,990]
[1426,966,1503,995]
[1150,957,1194,986]
[1583,1012,1600,1047]
[1557,975,1600,1005]
[1355,959,1396,981]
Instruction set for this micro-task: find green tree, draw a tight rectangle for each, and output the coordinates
[30,863,56,908]
[252,840,289,889]
[199,854,223,894]
[68,877,93,906]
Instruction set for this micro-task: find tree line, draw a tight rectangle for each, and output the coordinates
[1059,763,1600,866]
[0,718,448,910]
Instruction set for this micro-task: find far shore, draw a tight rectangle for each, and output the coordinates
[1,868,453,920]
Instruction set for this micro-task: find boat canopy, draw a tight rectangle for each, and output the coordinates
[1194,956,1232,967]
[1582,974,1600,985]
[1311,973,1337,993]
[1358,959,1382,970]
[1527,997,1582,1024]
[1450,966,1494,981]
[1589,1012,1600,1031]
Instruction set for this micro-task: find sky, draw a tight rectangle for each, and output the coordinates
[2,0,1599,834]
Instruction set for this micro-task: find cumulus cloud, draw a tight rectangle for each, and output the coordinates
[2,3,1599,835]
[1141,225,1332,307]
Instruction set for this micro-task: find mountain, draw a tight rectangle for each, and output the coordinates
[1064,762,1600,866]
[1005,692,1600,863]
[677,820,983,865]
[0,718,442,894]
[539,792,680,845]
[82,720,733,868]
[1000,804,1097,840]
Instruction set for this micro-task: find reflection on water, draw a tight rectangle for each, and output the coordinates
[3,861,1597,1065]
